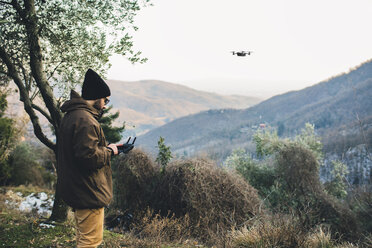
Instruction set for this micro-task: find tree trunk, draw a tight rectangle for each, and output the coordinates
[49,183,69,222]
[49,143,69,222]
[1,44,68,221]
[49,149,69,222]
[22,0,67,222]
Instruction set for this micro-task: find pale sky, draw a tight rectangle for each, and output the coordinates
[107,0,372,98]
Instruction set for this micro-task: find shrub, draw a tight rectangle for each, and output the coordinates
[156,158,262,244]
[347,186,372,234]
[225,149,276,198]
[111,150,262,245]
[276,143,359,241]
[7,143,45,187]
[324,160,348,199]
[245,124,360,241]
[254,123,323,162]
[0,90,17,185]
[112,149,156,213]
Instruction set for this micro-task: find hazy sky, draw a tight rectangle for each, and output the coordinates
[107,0,372,98]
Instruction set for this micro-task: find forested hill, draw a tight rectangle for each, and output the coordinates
[138,59,372,159]
[240,59,372,131]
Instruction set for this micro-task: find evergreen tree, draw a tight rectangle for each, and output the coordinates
[277,121,285,137]
[324,160,349,199]
[99,106,125,144]
[0,89,17,185]
[156,136,172,171]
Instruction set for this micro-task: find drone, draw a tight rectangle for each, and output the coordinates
[231,51,253,57]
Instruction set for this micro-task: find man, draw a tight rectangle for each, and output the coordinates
[57,69,119,248]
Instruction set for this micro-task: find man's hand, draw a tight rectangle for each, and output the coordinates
[107,143,119,155]
[117,137,136,154]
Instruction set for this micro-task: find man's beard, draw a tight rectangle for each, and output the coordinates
[93,100,104,119]
[97,110,104,120]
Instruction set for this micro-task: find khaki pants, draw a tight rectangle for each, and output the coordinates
[74,208,104,248]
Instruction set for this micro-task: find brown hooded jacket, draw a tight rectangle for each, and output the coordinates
[57,90,113,209]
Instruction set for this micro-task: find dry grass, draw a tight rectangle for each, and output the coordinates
[1,186,205,248]
[303,226,333,248]
[228,214,305,248]
[130,208,195,245]
[228,218,365,248]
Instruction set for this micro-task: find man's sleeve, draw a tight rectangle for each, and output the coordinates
[72,123,111,171]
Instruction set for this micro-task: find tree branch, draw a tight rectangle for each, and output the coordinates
[16,60,31,90]
[0,45,56,151]
[10,0,24,18]
[31,103,53,124]
[47,61,63,81]
[30,87,39,101]
[0,1,12,5]
[22,0,62,130]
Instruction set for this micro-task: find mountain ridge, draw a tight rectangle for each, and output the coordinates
[138,59,372,160]
[106,79,261,134]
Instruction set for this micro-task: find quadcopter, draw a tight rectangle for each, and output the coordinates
[231,51,253,56]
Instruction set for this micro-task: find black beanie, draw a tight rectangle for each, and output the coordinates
[81,69,111,100]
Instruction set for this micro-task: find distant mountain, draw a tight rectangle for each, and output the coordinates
[6,79,261,143]
[106,80,261,134]
[138,59,372,161]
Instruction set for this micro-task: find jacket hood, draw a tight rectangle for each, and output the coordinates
[61,90,101,119]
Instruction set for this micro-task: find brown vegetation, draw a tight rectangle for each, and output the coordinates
[276,144,359,240]
[111,149,262,246]
[347,186,372,234]
[228,214,306,248]
[107,147,372,246]
[130,209,193,244]
[156,158,262,245]
[112,149,156,213]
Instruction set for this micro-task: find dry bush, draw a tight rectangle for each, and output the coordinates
[276,144,321,194]
[112,152,262,246]
[347,186,372,234]
[112,149,157,213]
[154,158,262,245]
[228,214,305,248]
[276,144,359,241]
